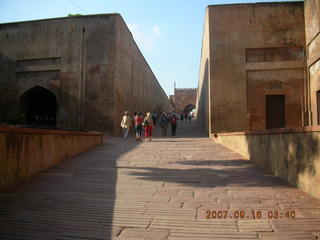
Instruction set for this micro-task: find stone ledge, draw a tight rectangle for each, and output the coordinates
[0,126,103,189]
[0,126,103,136]
[212,125,320,137]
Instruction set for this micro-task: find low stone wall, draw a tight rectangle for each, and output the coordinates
[212,126,320,199]
[0,126,103,189]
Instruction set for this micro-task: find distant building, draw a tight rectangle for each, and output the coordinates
[0,14,173,135]
[170,87,197,113]
[196,1,319,135]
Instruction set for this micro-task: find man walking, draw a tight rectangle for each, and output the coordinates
[120,111,131,139]
[159,112,169,136]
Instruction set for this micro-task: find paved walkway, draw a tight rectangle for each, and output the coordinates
[1,121,320,239]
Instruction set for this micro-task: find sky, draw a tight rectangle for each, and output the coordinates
[0,0,301,96]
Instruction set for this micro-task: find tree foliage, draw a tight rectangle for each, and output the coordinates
[67,14,82,17]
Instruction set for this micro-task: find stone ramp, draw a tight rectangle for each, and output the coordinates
[1,120,320,239]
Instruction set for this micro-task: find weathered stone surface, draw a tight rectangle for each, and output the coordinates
[170,88,197,113]
[0,14,173,135]
[196,2,306,135]
[214,126,320,199]
[0,126,102,189]
[305,0,320,126]
[1,121,320,239]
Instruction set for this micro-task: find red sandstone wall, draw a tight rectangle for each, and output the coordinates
[0,15,173,136]
[173,88,197,112]
[0,15,118,132]
[213,126,320,199]
[0,127,103,189]
[305,0,320,126]
[205,2,306,133]
[112,16,174,136]
[196,8,211,136]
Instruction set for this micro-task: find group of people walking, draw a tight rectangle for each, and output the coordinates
[178,112,193,122]
[120,111,180,141]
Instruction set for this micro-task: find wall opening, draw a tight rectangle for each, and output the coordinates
[184,104,196,113]
[19,86,57,126]
[317,90,320,125]
[266,95,285,129]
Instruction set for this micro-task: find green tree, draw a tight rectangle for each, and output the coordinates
[67,13,82,17]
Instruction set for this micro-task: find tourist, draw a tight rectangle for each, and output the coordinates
[134,112,143,141]
[143,112,154,142]
[152,111,157,126]
[188,112,192,122]
[120,111,131,139]
[180,112,184,121]
[159,112,169,136]
[131,112,137,132]
[170,111,178,136]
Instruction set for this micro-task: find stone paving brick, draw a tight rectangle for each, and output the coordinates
[269,218,320,232]
[168,231,259,240]
[143,207,196,218]
[1,121,320,239]
[312,232,320,239]
[111,216,153,228]
[145,202,183,209]
[153,189,178,197]
[118,228,169,240]
[259,232,317,240]
[151,218,238,232]
[181,202,202,209]
[238,219,273,232]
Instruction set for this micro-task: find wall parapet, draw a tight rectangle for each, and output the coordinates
[175,88,197,91]
[212,127,320,199]
[0,126,103,189]
[212,126,320,137]
[0,126,103,136]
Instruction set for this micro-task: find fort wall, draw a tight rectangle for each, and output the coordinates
[0,14,173,136]
[0,126,103,189]
[305,0,320,126]
[197,2,306,134]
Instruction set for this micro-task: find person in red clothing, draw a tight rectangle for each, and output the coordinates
[134,112,143,141]
[143,112,154,142]
[170,111,178,136]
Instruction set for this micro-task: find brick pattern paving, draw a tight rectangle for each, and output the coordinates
[1,120,320,239]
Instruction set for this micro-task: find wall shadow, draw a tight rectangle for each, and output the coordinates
[243,130,320,190]
[176,159,254,167]
[0,135,140,239]
[195,59,209,136]
[121,159,291,189]
[0,57,136,239]
[0,50,205,239]
[0,53,16,122]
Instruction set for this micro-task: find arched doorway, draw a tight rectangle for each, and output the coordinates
[184,104,195,113]
[19,86,57,126]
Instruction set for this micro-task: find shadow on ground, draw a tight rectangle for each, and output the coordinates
[122,120,292,189]
[0,136,139,240]
[123,160,291,189]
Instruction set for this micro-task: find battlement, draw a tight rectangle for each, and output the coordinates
[174,88,197,96]
[175,88,197,91]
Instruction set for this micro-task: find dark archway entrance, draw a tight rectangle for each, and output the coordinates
[184,104,196,113]
[19,86,57,126]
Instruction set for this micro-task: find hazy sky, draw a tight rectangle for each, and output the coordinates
[0,0,301,96]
